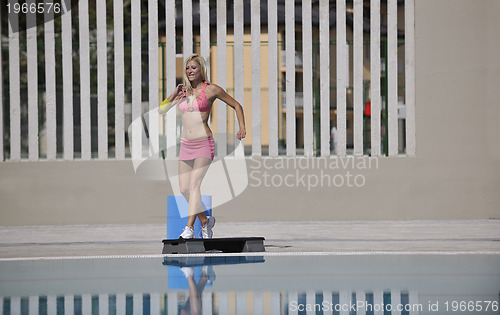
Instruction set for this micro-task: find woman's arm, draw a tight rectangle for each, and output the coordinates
[159,84,185,114]
[210,85,246,139]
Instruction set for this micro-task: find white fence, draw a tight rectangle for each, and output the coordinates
[0,0,416,161]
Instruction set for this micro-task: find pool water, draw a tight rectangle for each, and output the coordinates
[1,254,499,314]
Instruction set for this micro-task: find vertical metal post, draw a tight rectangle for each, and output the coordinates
[268,0,278,157]
[27,0,39,161]
[9,0,21,160]
[62,0,73,160]
[114,0,125,160]
[285,0,296,156]
[384,40,389,156]
[217,0,227,157]
[319,0,330,156]
[97,0,108,159]
[303,0,313,157]
[405,0,416,156]
[251,0,261,156]
[336,0,347,157]
[353,0,363,156]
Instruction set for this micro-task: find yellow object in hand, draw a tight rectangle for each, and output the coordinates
[160,98,170,112]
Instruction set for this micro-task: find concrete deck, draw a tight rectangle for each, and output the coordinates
[1,220,499,259]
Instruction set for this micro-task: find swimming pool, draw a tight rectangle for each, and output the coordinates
[1,253,499,314]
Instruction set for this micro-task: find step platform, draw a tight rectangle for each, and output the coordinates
[162,237,265,254]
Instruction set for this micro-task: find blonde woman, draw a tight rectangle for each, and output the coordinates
[159,55,246,239]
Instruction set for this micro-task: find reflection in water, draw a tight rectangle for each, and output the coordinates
[178,266,212,315]
[163,256,264,315]
[0,255,499,314]
[1,290,483,315]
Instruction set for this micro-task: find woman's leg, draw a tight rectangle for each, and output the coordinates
[186,274,202,315]
[188,157,212,227]
[179,159,195,228]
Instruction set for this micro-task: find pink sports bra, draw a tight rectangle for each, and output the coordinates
[178,82,211,113]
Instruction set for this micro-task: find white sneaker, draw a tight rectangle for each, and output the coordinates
[202,265,216,283]
[179,226,195,239]
[180,267,194,278]
[201,216,216,239]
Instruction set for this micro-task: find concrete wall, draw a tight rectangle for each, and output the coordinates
[1,0,499,225]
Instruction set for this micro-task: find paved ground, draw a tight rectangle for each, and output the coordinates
[1,220,499,259]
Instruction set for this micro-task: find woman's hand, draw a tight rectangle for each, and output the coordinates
[159,84,185,114]
[237,127,246,140]
[175,84,186,97]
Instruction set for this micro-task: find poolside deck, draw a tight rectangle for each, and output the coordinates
[1,220,499,259]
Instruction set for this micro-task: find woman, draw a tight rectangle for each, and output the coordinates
[159,55,246,239]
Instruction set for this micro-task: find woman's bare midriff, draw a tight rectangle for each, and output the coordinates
[181,111,212,140]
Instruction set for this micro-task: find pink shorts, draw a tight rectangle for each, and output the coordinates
[179,136,215,161]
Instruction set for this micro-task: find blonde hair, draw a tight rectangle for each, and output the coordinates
[183,54,208,92]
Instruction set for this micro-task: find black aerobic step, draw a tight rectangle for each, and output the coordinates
[162,237,265,254]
